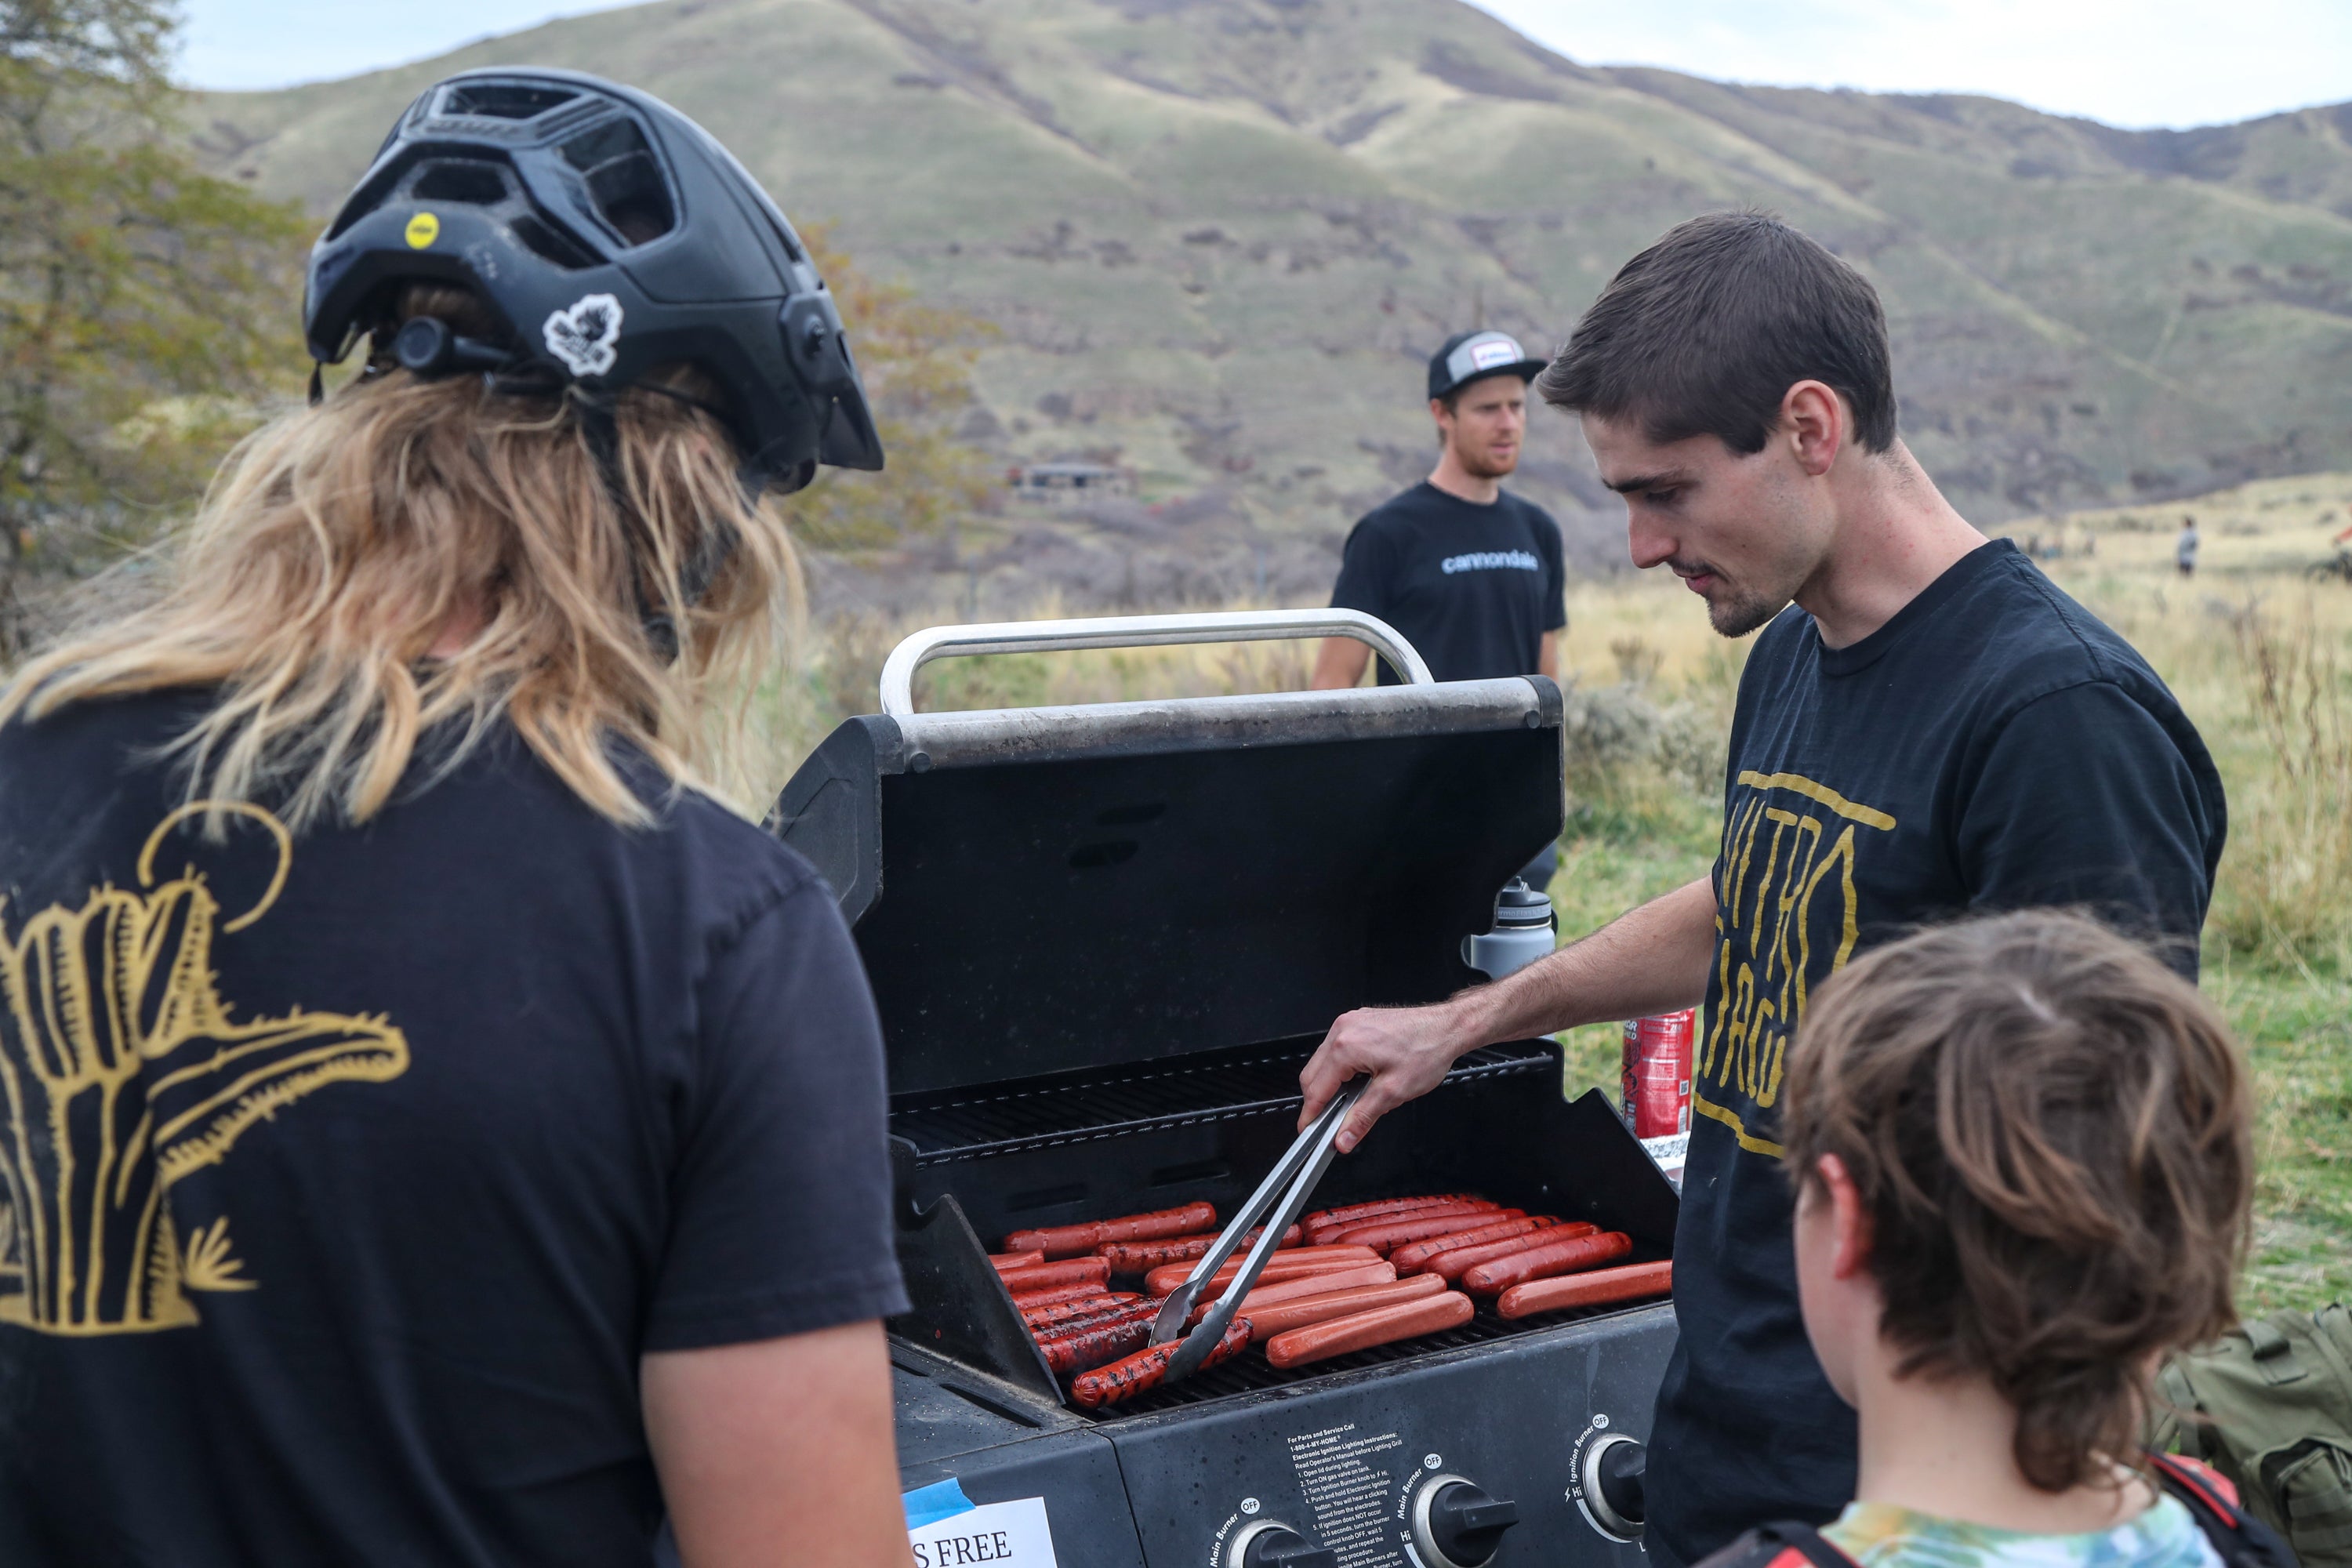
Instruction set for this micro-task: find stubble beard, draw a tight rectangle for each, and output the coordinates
[1707,586,1788,638]
[1450,437,1519,481]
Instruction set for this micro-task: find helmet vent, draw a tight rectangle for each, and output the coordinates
[561,118,676,247]
[410,159,509,205]
[441,82,578,121]
[510,213,599,271]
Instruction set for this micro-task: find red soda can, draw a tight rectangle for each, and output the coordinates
[1621,1011,1695,1139]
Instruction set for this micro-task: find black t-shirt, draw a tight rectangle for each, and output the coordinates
[0,690,908,1568]
[1646,541,2226,1568]
[1329,481,1567,682]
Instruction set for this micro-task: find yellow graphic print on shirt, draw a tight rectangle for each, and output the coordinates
[1696,771,1896,1159]
[0,803,408,1335]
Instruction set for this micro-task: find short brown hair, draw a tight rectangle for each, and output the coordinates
[1782,910,2252,1491]
[1536,209,1896,454]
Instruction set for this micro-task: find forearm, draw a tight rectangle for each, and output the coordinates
[1311,637,1371,689]
[647,1320,911,1568]
[1447,876,1715,1047]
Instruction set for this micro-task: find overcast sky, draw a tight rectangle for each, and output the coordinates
[180,0,2352,130]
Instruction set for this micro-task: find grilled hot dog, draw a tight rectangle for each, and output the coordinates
[1460,1230,1633,1294]
[1305,1198,1499,1245]
[1421,1222,1599,1283]
[1021,1291,1143,1331]
[1334,1207,1524,1252]
[1006,1201,1218,1260]
[1227,1273,1446,1338]
[989,1250,1046,1272]
[1007,1279,1116,1311]
[1143,1247,1381,1299]
[1000,1256,1112,1294]
[1264,1290,1475,1368]
[1496,1259,1673,1319]
[1099,1226,1303,1273]
[1389,1216,1558,1274]
[1069,1320,1252,1408]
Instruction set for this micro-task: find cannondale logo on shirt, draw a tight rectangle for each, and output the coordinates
[1441,550,1541,575]
[0,804,409,1334]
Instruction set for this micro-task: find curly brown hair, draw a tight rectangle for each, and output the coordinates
[1782,909,2252,1492]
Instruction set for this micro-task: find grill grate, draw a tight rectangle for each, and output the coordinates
[1076,1299,1639,1419]
[891,1038,1554,1166]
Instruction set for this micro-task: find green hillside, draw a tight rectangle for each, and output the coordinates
[193,0,2352,597]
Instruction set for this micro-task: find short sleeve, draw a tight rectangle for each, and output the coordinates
[644,882,909,1351]
[1536,509,1567,631]
[1955,681,2222,980]
[1330,518,1395,616]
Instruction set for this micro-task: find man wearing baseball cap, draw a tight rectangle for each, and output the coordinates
[1314,329,1566,695]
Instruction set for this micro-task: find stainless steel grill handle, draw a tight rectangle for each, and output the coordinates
[877,608,1435,717]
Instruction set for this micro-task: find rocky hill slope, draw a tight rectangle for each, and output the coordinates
[196,0,2352,599]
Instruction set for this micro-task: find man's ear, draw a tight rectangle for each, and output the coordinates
[1817,1152,1874,1279]
[1780,380,1846,479]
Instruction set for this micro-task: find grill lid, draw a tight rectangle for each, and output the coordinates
[771,612,1563,1098]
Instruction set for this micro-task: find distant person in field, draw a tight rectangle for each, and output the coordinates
[1696,909,2288,1568]
[2177,515,2201,576]
[1294,210,2226,1568]
[0,69,909,1568]
[1312,329,1568,884]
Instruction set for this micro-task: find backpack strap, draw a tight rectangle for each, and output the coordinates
[2148,1450,2299,1568]
[1688,1523,1862,1568]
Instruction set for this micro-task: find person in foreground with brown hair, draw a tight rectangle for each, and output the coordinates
[1693,909,2289,1568]
[0,70,909,1568]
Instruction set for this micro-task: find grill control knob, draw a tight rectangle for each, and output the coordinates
[1226,1520,1335,1568]
[1578,1434,1647,1541]
[1410,1473,1521,1568]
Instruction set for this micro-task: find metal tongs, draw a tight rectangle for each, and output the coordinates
[1149,1079,1366,1382]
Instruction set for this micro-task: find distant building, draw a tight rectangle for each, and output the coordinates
[1007,461,1134,507]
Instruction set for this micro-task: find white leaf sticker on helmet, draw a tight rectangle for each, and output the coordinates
[543,293,624,377]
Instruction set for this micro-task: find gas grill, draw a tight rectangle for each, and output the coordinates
[772,611,1679,1568]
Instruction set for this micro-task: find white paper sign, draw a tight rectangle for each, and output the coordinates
[909,1497,1060,1568]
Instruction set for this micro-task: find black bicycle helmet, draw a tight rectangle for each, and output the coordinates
[304,67,882,492]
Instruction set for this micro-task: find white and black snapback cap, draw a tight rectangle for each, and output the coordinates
[1428,329,1550,400]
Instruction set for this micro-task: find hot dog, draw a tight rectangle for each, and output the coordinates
[1143,1247,1381,1298]
[1000,1256,1112,1294]
[1006,1202,1218,1260]
[1099,1226,1302,1273]
[1460,1230,1633,1294]
[1070,1320,1252,1409]
[1039,1312,1159,1375]
[1264,1290,1475,1368]
[1021,1292,1144,1331]
[1422,1223,1600,1283]
[1390,1216,1559,1274]
[1334,1207,1525,1253]
[1301,1193,1483,1230]
[1007,1279,1116,1310]
[1496,1259,1673,1319]
[1305,1198,1499,1244]
[1228,1273,1447,1338]
[1200,1260,1397,1320]
[989,1250,1046,1272]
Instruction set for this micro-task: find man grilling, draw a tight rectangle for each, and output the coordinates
[1295,212,2223,1568]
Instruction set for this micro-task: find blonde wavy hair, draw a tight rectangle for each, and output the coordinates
[0,285,802,829]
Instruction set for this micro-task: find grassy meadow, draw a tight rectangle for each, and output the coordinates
[762,474,2352,1316]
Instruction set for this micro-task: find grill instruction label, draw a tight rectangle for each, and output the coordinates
[1287,1423,1404,1568]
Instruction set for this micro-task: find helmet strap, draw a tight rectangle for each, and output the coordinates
[572,392,735,665]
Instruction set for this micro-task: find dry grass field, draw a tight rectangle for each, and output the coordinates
[760,473,2352,1315]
